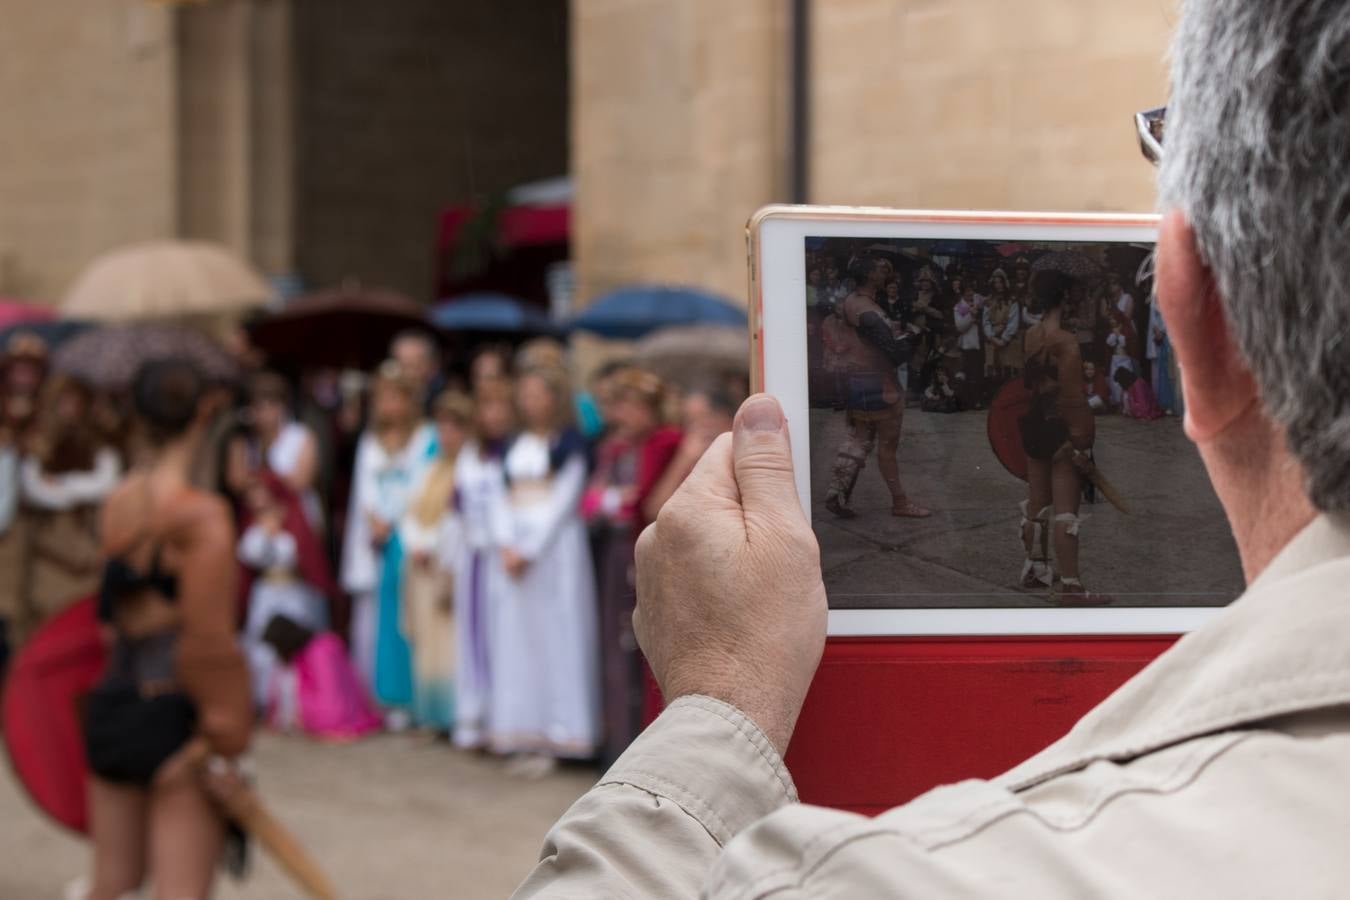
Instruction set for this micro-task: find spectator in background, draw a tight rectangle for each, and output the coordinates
[1012,257,1039,331]
[470,344,514,392]
[909,266,945,394]
[452,377,515,750]
[983,268,1022,384]
[922,367,959,413]
[1083,360,1109,413]
[390,330,443,410]
[1105,311,1140,409]
[0,333,47,647]
[1105,271,1136,325]
[493,367,598,775]
[1147,298,1178,414]
[642,385,739,523]
[21,374,122,628]
[339,362,437,725]
[582,369,681,766]
[952,277,985,408]
[400,390,473,735]
[239,372,322,529]
[0,397,18,667]
[237,473,333,710]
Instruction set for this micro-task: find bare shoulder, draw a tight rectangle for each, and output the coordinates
[100,476,151,553]
[164,489,235,549]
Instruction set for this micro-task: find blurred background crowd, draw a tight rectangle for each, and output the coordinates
[806,239,1179,421]
[0,254,752,775]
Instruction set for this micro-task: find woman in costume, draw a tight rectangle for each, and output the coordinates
[1018,271,1106,604]
[244,372,322,529]
[491,367,598,773]
[20,373,122,629]
[339,361,436,724]
[952,277,985,408]
[451,377,515,749]
[237,473,333,709]
[582,369,681,766]
[83,359,252,900]
[983,268,1023,385]
[400,389,473,734]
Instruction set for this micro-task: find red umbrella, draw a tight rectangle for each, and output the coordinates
[249,282,429,370]
[2,597,107,834]
[0,298,56,332]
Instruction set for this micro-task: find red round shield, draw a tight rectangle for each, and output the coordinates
[2,597,106,834]
[987,378,1031,481]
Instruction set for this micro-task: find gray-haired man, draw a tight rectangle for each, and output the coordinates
[517,2,1350,895]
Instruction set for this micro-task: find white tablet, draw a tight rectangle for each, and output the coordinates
[747,205,1239,636]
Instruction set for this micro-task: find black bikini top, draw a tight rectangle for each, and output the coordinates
[97,546,179,623]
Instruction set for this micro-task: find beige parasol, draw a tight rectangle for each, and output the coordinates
[61,240,274,323]
[633,324,749,386]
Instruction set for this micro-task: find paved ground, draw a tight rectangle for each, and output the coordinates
[0,732,595,899]
[809,406,1244,607]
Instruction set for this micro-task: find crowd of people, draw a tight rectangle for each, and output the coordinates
[0,325,747,778]
[807,247,1181,420]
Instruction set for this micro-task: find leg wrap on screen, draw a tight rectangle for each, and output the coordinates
[1055,512,1083,537]
[827,451,868,503]
[1020,502,1054,588]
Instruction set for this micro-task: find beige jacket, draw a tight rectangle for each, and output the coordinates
[516,514,1350,898]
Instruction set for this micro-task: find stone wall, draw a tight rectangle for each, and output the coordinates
[571,0,790,308]
[293,0,570,299]
[0,0,177,302]
[571,0,1177,310]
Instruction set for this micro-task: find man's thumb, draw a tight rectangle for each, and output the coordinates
[732,395,801,523]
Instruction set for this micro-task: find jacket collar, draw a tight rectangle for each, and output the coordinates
[1000,513,1350,791]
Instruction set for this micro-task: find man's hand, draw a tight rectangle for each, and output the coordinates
[633,394,827,755]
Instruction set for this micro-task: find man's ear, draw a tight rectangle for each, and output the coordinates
[1155,209,1261,442]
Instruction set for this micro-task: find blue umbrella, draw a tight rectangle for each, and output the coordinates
[430,292,563,335]
[570,284,746,340]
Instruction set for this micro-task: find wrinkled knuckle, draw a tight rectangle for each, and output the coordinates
[739,445,795,476]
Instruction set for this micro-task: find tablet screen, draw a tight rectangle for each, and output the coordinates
[802,233,1241,610]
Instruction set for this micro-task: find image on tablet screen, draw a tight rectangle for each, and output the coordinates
[803,234,1242,609]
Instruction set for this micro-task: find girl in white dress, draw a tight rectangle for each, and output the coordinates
[451,378,514,749]
[237,477,330,708]
[491,367,599,770]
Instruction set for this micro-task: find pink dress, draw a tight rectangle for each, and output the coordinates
[266,633,382,740]
[1123,377,1164,421]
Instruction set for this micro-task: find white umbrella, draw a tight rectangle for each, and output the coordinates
[634,324,748,384]
[61,240,274,322]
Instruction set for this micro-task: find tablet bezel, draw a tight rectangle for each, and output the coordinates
[747,204,1221,636]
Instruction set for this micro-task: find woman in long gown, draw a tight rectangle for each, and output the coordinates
[491,367,598,772]
[451,377,515,749]
[400,390,472,734]
[582,369,681,766]
[1019,271,1108,605]
[339,362,436,721]
[983,269,1023,385]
